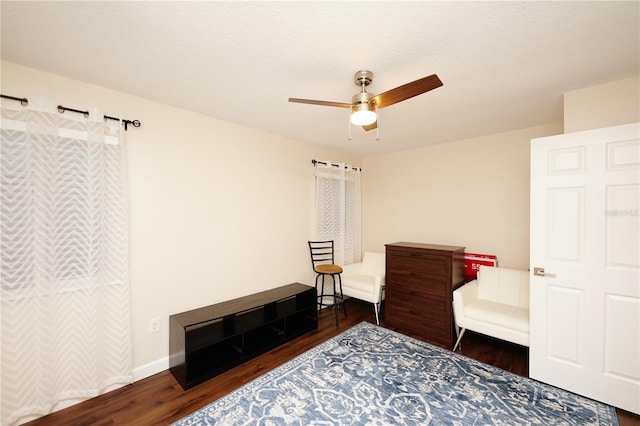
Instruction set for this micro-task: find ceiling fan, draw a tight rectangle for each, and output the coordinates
[288,70,443,131]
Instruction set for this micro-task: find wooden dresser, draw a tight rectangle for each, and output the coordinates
[385,242,465,347]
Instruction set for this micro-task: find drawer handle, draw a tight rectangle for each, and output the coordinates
[410,272,421,278]
[409,253,422,258]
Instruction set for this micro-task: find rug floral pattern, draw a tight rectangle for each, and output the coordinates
[173,322,618,425]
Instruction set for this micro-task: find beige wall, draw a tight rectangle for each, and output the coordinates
[1,61,359,374]
[362,124,562,270]
[564,75,640,132]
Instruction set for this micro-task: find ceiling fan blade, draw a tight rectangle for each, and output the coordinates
[288,98,351,108]
[362,121,377,132]
[371,74,443,109]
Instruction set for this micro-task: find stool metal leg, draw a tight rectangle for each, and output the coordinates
[315,272,347,329]
[332,276,339,329]
[337,273,347,318]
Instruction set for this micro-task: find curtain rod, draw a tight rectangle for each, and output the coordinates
[1,94,141,131]
[312,159,361,172]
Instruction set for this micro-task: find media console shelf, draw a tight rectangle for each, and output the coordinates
[169,282,317,390]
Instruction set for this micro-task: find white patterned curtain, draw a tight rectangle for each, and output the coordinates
[0,97,132,425]
[313,161,362,266]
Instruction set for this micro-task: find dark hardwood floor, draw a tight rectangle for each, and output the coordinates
[26,300,639,425]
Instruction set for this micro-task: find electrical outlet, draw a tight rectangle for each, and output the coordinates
[148,317,160,334]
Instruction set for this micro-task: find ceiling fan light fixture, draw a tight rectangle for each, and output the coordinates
[351,103,376,126]
[289,70,442,134]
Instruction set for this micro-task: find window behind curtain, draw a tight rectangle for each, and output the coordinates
[313,161,361,266]
[0,97,132,425]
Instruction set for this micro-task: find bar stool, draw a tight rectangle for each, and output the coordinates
[307,240,347,328]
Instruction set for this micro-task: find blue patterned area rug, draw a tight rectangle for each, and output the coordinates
[173,322,618,425]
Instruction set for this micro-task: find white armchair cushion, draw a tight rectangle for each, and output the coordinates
[465,300,530,333]
[360,252,385,277]
[477,266,529,308]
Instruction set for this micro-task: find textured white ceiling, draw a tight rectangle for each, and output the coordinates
[1,1,639,157]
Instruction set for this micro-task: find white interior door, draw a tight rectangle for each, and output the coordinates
[530,122,640,414]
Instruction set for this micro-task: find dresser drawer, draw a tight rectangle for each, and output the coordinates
[386,286,447,326]
[387,252,450,278]
[386,274,447,297]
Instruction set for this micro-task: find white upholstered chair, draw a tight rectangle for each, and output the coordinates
[452,265,530,351]
[341,252,386,325]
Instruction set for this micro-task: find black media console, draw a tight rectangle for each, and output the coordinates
[169,282,317,389]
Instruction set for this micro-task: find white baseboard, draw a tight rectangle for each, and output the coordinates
[133,356,169,382]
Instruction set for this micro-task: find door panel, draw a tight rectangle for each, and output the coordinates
[548,187,584,263]
[546,285,583,366]
[606,184,639,268]
[604,294,639,381]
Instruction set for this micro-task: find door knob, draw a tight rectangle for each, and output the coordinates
[533,267,555,277]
